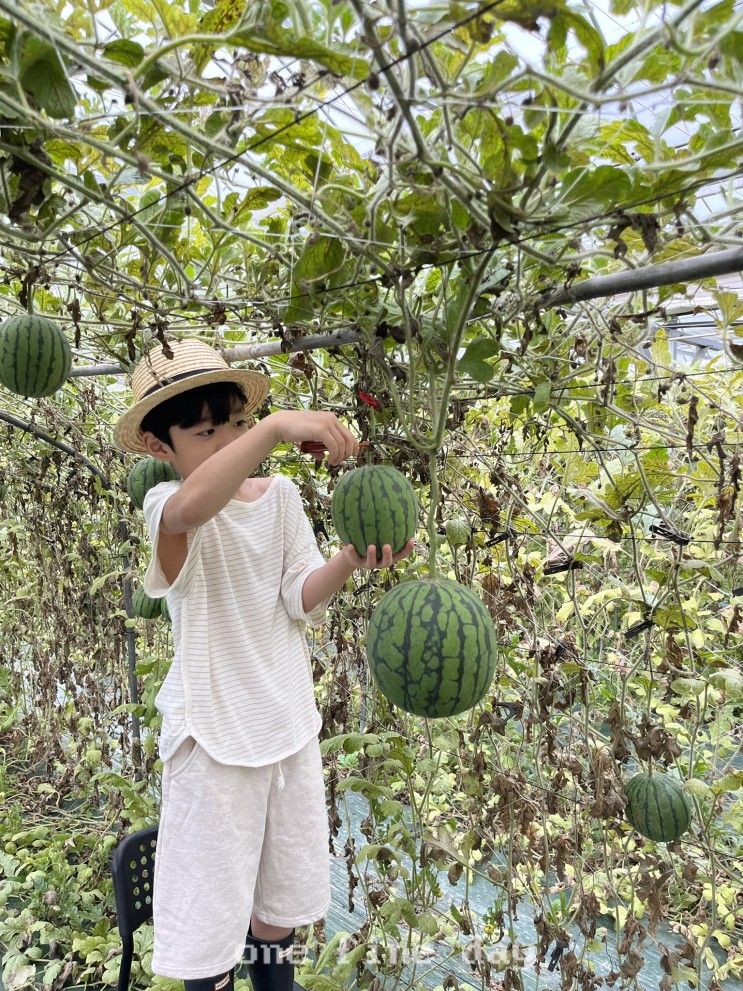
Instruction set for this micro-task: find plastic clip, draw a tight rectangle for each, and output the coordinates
[625,618,654,638]
[648,522,691,546]
[543,558,583,575]
[484,529,515,547]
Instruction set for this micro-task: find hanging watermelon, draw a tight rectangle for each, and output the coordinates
[133,587,162,619]
[0,313,72,397]
[127,457,179,509]
[624,771,692,843]
[366,578,498,717]
[331,464,418,560]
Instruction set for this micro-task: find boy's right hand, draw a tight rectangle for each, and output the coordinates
[269,411,360,466]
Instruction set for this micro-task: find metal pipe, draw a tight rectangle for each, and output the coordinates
[540,247,743,308]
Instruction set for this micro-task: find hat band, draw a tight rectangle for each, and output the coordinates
[141,366,229,399]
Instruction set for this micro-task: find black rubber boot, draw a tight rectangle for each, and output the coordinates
[244,923,296,991]
[183,968,235,991]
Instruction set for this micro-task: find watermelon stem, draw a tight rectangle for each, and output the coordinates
[424,252,496,577]
[428,449,439,579]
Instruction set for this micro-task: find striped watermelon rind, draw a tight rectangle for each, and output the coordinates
[161,597,170,622]
[625,771,692,843]
[366,577,498,717]
[331,464,418,560]
[133,587,162,619]
[0,314,72,397]
[127,457,179,509]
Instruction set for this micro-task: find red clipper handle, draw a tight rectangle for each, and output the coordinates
[299,440,369,461]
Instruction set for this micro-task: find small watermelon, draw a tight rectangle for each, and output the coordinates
[625,771,692,843]
[366,578,498,717]
[127,457,179,509]
[133,587,162,619]
[0,314,72,397]
[331,464,418,560]
[445,517,471,548]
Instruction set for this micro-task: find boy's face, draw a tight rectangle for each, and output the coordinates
[140,397,251,478]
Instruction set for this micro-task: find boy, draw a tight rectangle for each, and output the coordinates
[112,339,414,991]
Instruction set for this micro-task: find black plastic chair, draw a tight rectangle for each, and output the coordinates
[111,823,168,991]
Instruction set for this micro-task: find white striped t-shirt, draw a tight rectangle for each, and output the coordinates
[142,473,331,767]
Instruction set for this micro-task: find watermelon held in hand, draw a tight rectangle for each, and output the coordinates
[332,464,418,560]
[366,578,498,717]
[133,587,162,619]
[127,457,179,509]
[445,516,471,548]
[0,314,72,397]
[624,771,692,843]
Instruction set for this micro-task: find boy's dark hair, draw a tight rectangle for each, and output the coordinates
[140,381,249,452]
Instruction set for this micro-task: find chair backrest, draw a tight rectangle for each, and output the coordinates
[111,823,158,937]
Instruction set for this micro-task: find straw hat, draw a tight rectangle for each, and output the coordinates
[113,339,270,454]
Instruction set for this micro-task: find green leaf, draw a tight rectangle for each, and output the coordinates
[451,200,471,229]
[533,379,552,412]
[45,140,82,164]
[393,191,449,236]
[650,329,671,367]
[320,732,379,755]
[233,186,282,220]
[712,770,743,795]
[293,236,345,289]
[251,107,324,154]
[159,0,198,34]
[140,61,170,92]
[475,51,519,95]
[336,776,393,800]
[230,30,368,81]
[720,31,743,63]
[541,140,571,170]
[590,119,655,165]
[18,34,76,119]
[192,0,247,71]
[548,10,605,74]
[86,75,111,94]
[103,38,145,66]
[510,394,530,416]
[631,45,682,84]
[457,337,501,382]
[560,165,632,209]
[711,289,743,327]
[488,0,564,31]
[0,16,15,58]
[446,280,476,340]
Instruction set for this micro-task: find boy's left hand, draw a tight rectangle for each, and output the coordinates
[342,539,416,570]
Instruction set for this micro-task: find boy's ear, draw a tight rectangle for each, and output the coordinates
[140,430,175,460]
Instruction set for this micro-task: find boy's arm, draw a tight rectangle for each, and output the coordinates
[163,409,358,533]
[301,541,417,613]
[165,415,280,532]
[300,552,357,617]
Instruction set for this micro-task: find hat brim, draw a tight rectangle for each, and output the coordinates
[113,368,270,455]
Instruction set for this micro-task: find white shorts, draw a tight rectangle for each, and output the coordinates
[151,733,331,980]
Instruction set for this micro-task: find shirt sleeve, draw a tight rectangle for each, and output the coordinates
[279,477,332,629]
[142,481,203,598]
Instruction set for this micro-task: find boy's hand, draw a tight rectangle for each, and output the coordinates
[269,410,359,466]
[342,539,416,571]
